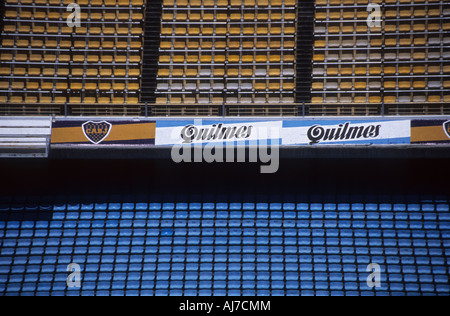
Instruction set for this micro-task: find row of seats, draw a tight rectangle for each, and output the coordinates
[157,81,295,90]
[0,81,140,90]
[4,10,143,22]
[162,11,296,22]
[161,25,296,36]
[315,66,450,76]
[157,67,295,77]
[315,53,450,62]
[313,80,450,90]
[0,52,141,63]
[5,0,144,5]
[155,95,295,104]
[6,202,446,211]
[2,24,143,36]
[159,54,295,64]
[314,37,449,48]
[163,0,297,7]
[0,38,142,50]
[311,94,449,104]
[0,67,141,77]
[160,39,296,50]
[316,8,444,20]
[317,24,449,34]
[384,95,450,103]
[0,95,140,104]
[316,0,442,5]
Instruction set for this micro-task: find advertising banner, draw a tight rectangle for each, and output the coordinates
[51,118,450,147]
[281,120,411,146]
[155,120,283,146]
[51,120,156,145]
[155,119,411,146]
[411,120,450,144]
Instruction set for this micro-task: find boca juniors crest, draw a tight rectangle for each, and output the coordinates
[444,121,450,139]
[82,121,112,144]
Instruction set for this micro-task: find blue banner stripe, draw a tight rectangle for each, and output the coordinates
[282,120,409,128]
[282,137,411,146]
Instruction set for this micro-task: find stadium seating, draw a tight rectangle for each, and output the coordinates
[0,0,448,114]
[0,195,449,296]
[155,0,298,105]
[0,0,144,106]
[312,0,448,114]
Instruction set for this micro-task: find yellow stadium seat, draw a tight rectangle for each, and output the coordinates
[127,97,139,104]
[2,39,14,47]
[228,55,240,63]
[186,68,198,77]
[312,82,324,90]
[428,95,441,103]
[398,81,411,89]
[32,39,44,48]
[128,83,139,91]
[186,55,198,63]
[311,97,323,104]
[355,82,367,90]
[57,68,70,76]
[188,27,199,35]
[413,81,426,89]
[10,96,23,103]
[3,25,16,33]
[54,97,67,104]
[98,97,111,104]
[384,96,397,103]
[25,95,38,104]
[12,81,25,90]
[44,55,57,62]
[99,68,112,77]
[398,66,411,75]
[384,81,396,89]
[315,40,326,48]
[340,82,353,90]
[87,69,98,77]
[99,83,112,90]
[0,67,11,75]
[213,68,225,76]
[5,10,17,19]
[256,40,268,49]
[156,97,167,104]
[129,69,140,77]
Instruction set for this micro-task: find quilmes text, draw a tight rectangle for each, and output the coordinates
[307,122,382,145]
[180,123,253,144]
[171,123,280,174]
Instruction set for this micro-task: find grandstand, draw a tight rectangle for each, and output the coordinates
[0,0,448,116]
[0,0,450,298]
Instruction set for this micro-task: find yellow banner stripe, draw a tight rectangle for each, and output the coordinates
[411,125,450,143]
[51,123,156,144]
